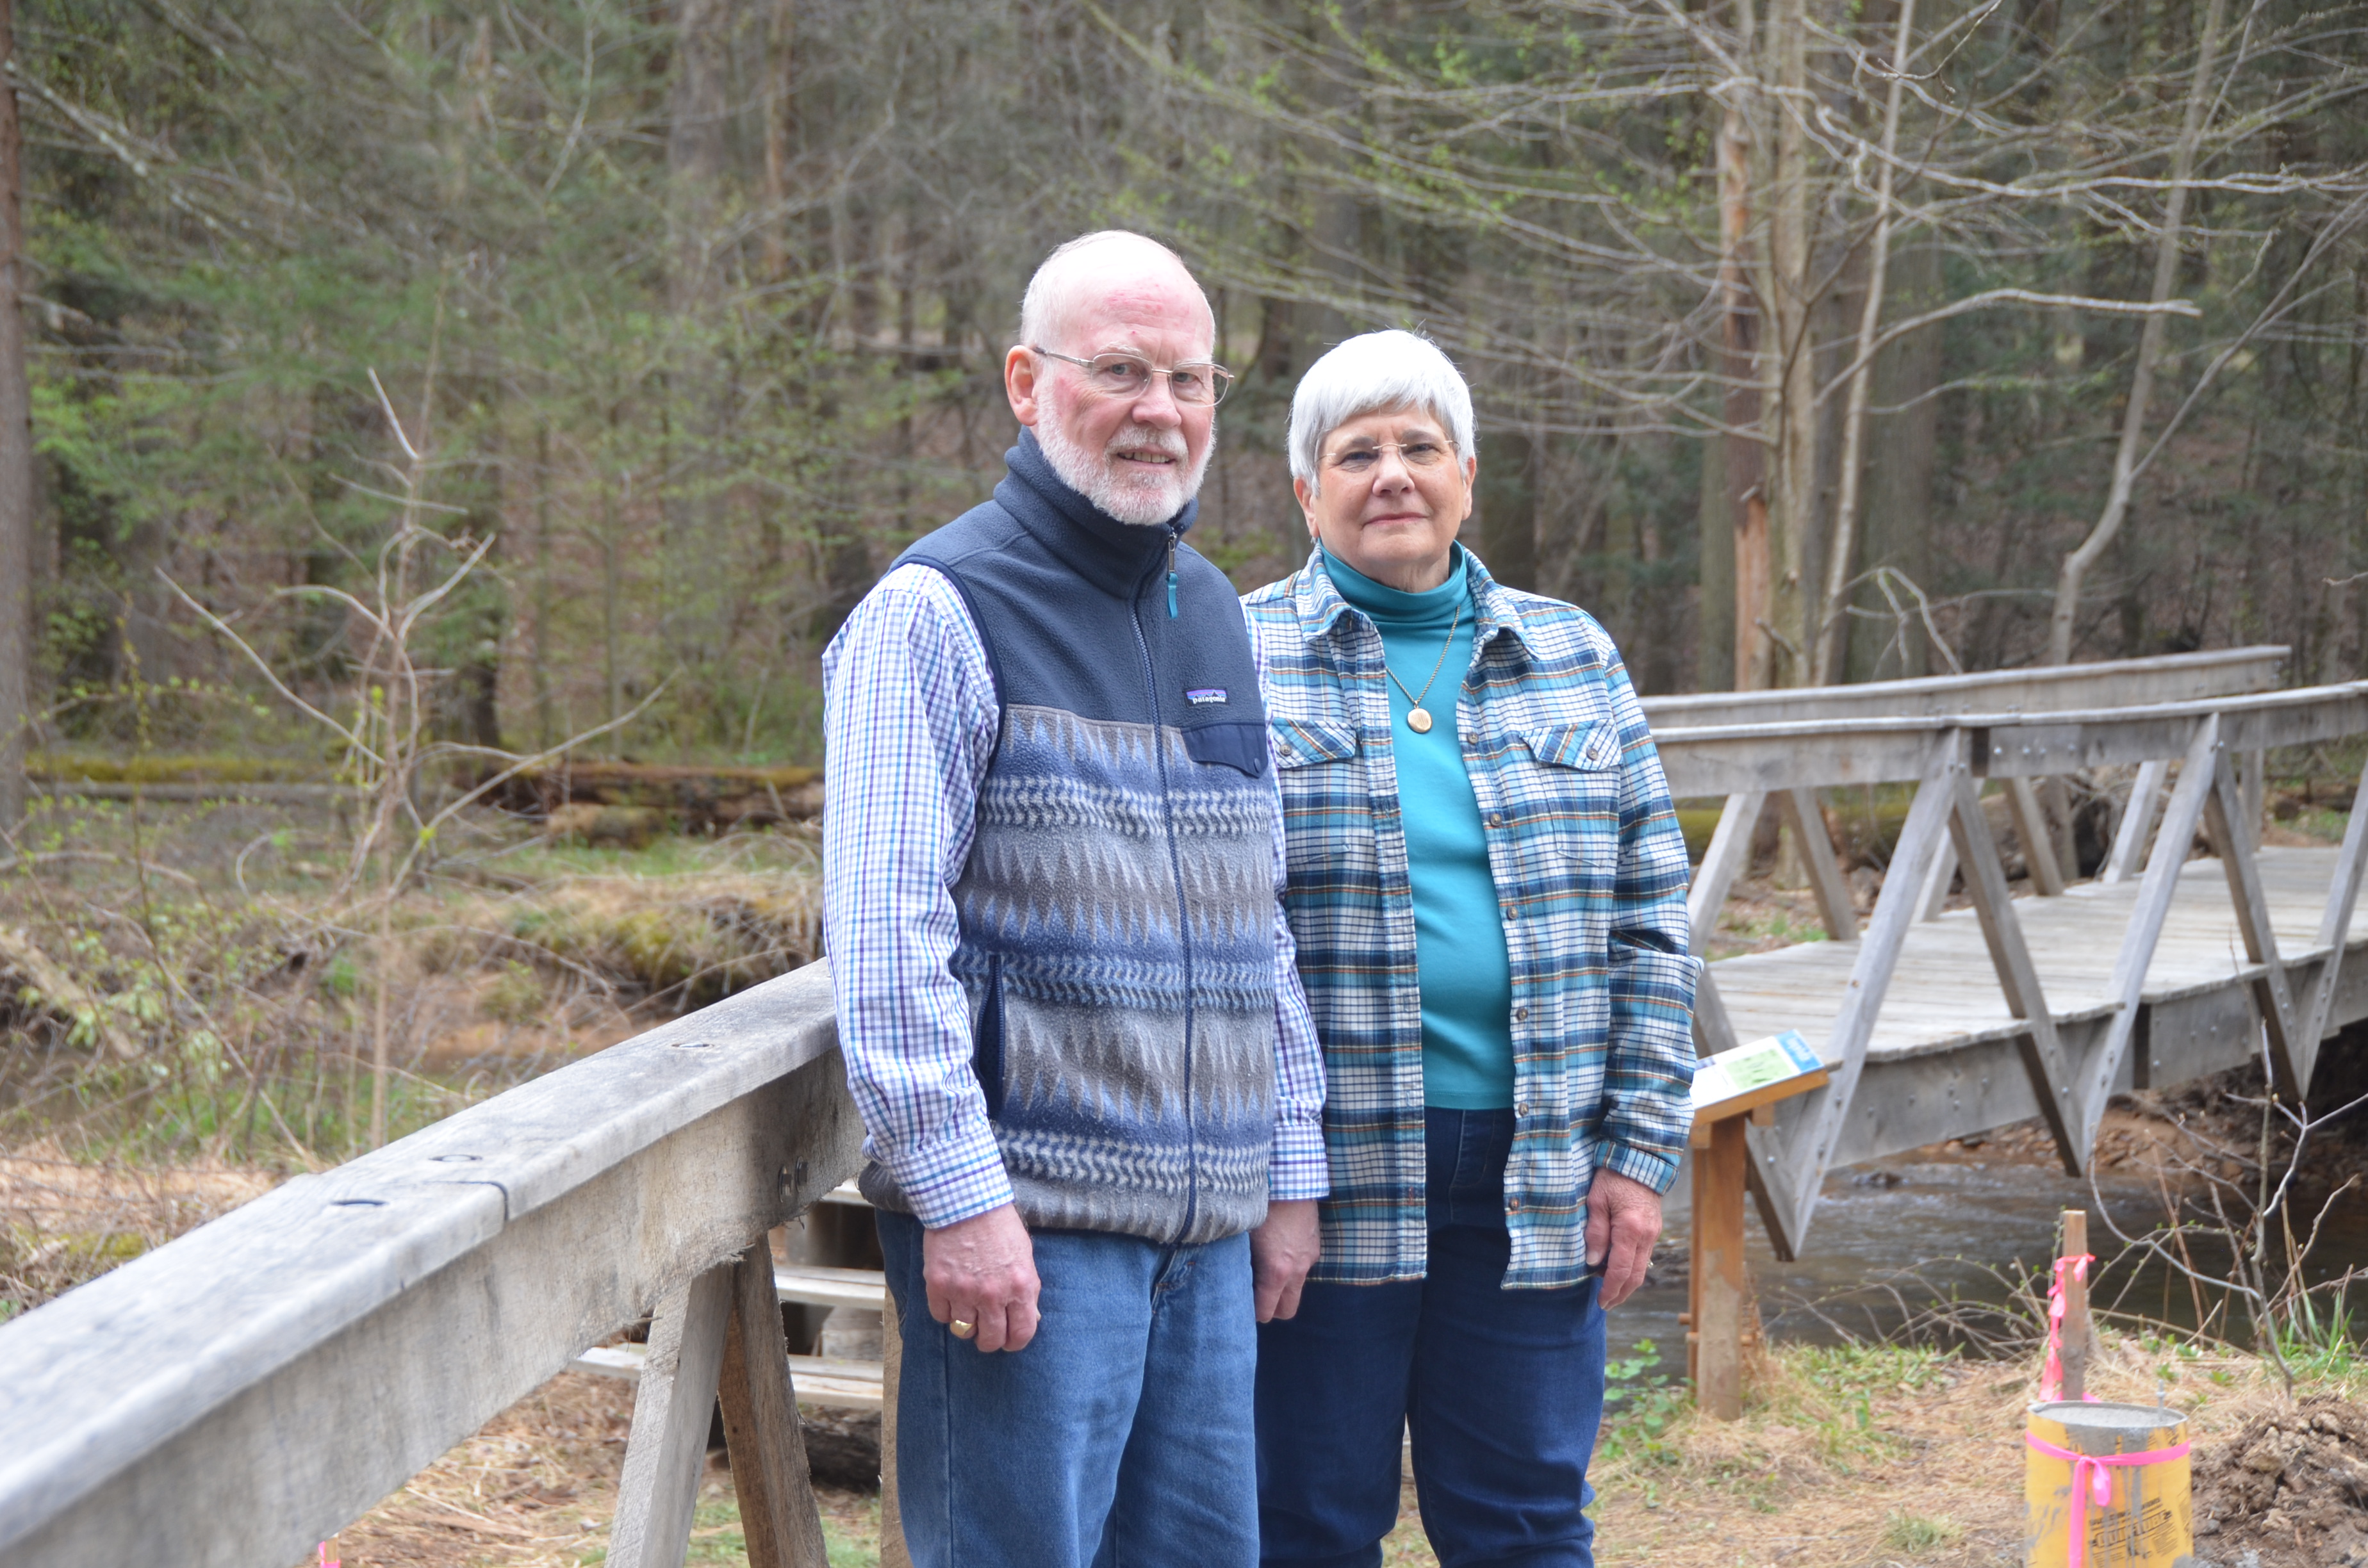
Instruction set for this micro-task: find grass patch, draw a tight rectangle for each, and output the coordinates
[1880,1510,1965,1552]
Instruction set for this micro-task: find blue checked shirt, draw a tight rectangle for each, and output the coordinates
[822,564,1330,1230]
[1243,548,1699,1289]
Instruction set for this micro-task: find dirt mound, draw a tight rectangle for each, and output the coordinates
[2193,1396,2368,1566]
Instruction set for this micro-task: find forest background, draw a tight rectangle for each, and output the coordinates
[0,0,2362,802]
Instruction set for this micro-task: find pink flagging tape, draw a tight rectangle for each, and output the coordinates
[2024,1431,2190,1568]
[2041,1252,2097,1403]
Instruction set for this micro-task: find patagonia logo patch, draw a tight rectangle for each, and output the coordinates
[1185,687,1229,706]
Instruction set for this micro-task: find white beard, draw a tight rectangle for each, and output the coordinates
[1035,410,1214,527]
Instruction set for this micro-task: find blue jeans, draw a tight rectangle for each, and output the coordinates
[1255,1107,1609,1568]
[878,1210,1260,1568]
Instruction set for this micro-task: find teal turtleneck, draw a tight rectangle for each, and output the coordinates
[1322,544,1515,1109]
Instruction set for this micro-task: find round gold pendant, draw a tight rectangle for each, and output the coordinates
[1406,706,1434,733]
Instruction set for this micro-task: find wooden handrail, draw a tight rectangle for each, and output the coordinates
[1639,644,2285,729]
[0,960,860,1568]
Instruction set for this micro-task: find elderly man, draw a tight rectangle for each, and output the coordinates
[821,231,1328,1568]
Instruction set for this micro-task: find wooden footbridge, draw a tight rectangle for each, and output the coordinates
[2,646,2365,1565]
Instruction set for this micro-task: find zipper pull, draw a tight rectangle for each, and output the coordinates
[1166,532,1180,618]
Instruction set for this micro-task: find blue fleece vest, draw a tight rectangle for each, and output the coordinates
[858,432,1279,1243]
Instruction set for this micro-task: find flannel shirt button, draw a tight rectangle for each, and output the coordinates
[1506,1197,1523,1213]
[1513,1004,1529,1022]
[1486,812,1502,829]
[1515,1100,1531,1116]
[1502,904,1517,922]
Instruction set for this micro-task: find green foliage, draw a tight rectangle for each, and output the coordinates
[1880,1511,1965,1553]
[1596,1338,1691,1467]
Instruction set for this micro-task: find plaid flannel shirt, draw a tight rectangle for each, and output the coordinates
[1242,548,1699,1289]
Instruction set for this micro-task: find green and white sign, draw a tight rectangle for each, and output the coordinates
[1691,1029,1823,1115]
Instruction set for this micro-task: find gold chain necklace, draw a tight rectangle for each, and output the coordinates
[1383,597,1463,734]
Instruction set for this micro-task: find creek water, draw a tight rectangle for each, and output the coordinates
[1605,1144,2368,1379]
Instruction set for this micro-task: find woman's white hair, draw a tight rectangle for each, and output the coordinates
[1288,330,1476,492]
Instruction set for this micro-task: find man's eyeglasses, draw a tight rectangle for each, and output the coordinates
[1033,347,1234,407]
[1325,438,1454,476]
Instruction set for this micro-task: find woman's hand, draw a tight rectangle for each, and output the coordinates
[1583,1169,1663,1308]
[1249,1199,1322,1322]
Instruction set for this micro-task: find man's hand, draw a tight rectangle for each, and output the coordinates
[1583,1168,1663,1309]
[1249,1199,1321,1323]
[921,1203,1040,1352]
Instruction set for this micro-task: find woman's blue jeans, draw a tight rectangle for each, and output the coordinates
[1255,1107,1609,1568]
[878,1210,1260,1568]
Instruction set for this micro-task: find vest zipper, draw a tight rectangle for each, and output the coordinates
[1133,552,1197,1241]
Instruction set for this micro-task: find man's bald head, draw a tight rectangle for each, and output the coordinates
[1018,231,1215,355]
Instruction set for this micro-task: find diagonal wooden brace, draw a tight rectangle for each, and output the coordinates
[1779,788,1859,940]
[609,1265,737,1568]
[2076,717,2221,1157]
[2299,748,2368,1056]
[2202,748,2305,1098]
[1768,733,1964,1250]
[1945,771,2084,1175]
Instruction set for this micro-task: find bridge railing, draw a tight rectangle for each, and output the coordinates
[1659,665,2368,1259]
[0,960,863,1568]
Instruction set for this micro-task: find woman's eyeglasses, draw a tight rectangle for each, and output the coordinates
[1033,347,1235,407]
[1325,439,1453,476]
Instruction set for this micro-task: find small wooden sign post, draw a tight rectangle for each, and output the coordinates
[1686,1030,1829,1420]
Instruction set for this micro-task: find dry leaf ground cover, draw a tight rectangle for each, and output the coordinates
[305,1327,2362,1568]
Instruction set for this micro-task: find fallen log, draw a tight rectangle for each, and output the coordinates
[492,761,823,835]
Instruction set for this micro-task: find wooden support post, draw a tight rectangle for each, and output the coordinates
[2005,778,2068,896]
[2039,777,2080,885]
[611,1264,737,1568]
[2103,759,2167,885]
[2203,749,2305,1097]
[1946,772,2084,1175]
[2243,748,2267,851]
[1779,788,1859,940]
[717,1241,832,1568]
[2059,1210,2092,1403]
[879,1281,911,1568]
[1916,835,1958,920]
[1691,1116,1751,1421]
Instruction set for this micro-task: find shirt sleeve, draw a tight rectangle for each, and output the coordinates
[821,565,1014,1229]
[1595,637,1703,1196]
[1265,723,1331,1203]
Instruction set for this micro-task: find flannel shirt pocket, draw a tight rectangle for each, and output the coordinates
[1520,721,1625,867]
[1271,717,1359,769]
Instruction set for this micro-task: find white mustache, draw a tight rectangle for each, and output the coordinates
[1108,430,1188,464]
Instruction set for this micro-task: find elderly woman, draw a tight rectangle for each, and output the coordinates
[1242,331,1699,1568]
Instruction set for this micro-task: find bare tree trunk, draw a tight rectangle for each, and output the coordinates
[761,0,795,283]
[2044,0,2230,666]
[1697,425,1734,692]
[668,0,731,313]
[0,0,30,833]
[1811,0,1917,685]
[531,421,555,749]
[1861,240,1943,678]
[1762,0,1820,690]
[1718,6,1773,692]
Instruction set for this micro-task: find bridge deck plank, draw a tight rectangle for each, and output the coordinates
[1709,846,2360,1070]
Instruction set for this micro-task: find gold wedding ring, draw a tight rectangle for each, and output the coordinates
[949,1318,977,1339]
